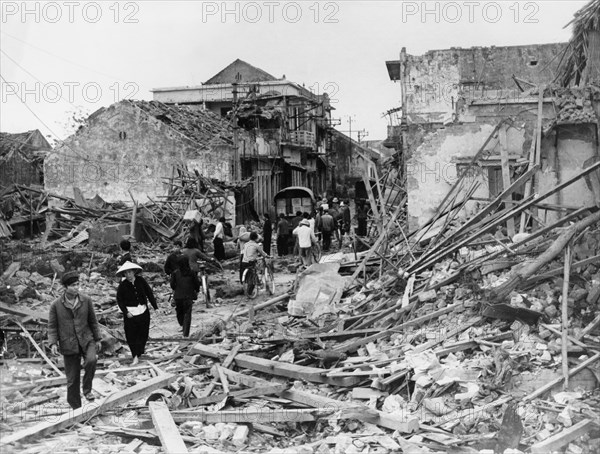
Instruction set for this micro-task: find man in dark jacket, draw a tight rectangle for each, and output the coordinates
[48,271,101,409]
[164,240,183,276]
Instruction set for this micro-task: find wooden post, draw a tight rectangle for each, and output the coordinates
[520,86,543,233]
[562,243,572,389]
[149,401,188,454]
[499,126,515,237]
[129,190,138,239]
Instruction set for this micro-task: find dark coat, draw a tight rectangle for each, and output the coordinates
[170,270,200,300]
[116,276,158,316]
[48,293,101,355]
[164,251,183,275]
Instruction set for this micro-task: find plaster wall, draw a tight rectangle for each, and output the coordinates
[44,102,233,204]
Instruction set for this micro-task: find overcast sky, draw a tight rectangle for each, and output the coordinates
[0,1,588,144]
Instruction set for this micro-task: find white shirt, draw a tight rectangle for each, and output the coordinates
[308,218,315,233]
[293,225,317,248]
[214,222,224,239]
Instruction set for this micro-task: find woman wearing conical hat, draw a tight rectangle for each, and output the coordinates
[116,261,158,365]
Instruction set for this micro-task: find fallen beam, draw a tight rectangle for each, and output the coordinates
[278,389,419,433]
[170,408,326,424]
[191,344,361,387]
[0,302,48,323]
[523,353,600,402]
[149,401,188,454]
[530,419,594,454]
[0,373,175,445]
[232,293,290,318]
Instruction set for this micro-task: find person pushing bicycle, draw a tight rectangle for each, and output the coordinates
[240,232,270,282]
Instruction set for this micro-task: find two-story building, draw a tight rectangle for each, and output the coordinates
[152,59,376,215]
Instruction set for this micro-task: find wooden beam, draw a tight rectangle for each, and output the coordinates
[523,353,600,402]
[170,408,325,424]
[562,245,572,389]
[191,383,287,406]
[191,344,361,387]
[530,419,594,454]
[199,344,240,398]
[278,389,419,433]
[520,86,543,233]
[0,374,175,445]
[16,321,64,377]
[149,401,188,454]
[499,126,515,237]
[0,302,48,323]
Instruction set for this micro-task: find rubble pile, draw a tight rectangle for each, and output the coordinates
[0,154,599,453]
[552,86,600,125]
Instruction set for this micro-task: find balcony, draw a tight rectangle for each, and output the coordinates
[285,130,316,149]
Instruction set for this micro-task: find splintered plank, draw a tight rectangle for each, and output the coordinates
[170,408,325,424]
[278,389,419,434]
[0,302,48,323]
[0,374,175,446]
[191,383,287,406]
[191,344,361,387]
[530,419,594,454]
[149,401,188,454]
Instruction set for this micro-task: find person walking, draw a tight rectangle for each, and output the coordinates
[357,202,368,236]
[320,210,335,252]
[262,214,272,256]
[118,239,134,266]
[48,271,101,409]
[164,240,183,276]
[182,238,216,273]
[293,219,318,266]
[187,218,206,253]
[170,256,200,337]
[276,213,290,256]
[116,261,158,365]
[341,201,351,236]
[213,217,226,261]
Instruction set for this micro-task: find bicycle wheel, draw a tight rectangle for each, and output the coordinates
[243,269,258,299]
[263,266,275,295]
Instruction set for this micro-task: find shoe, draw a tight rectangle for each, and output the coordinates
[84,392,95,401]
[132,356,139,365]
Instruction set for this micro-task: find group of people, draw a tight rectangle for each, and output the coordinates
[273,197,353,259]
[46,201,356,410]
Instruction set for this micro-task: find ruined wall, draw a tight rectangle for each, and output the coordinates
[407,122,500,230]
[44,102,233,204]
[404,43,565,123]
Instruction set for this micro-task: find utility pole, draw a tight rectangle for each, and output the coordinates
[357,130,368,144]
[232,72,241,181]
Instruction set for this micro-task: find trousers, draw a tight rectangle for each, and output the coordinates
[63,342,97,409]
[124,309,150,358]
[174,298,193,337]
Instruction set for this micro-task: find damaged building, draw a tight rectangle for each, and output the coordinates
[153,59,379,212]
[0,129,51,189]
[44,100,244,221]
[386,42,600,232]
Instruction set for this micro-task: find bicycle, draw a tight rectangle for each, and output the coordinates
[242,256,275,299]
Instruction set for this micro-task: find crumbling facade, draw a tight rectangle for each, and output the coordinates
[386,43,600,231]
[44,100,245,205]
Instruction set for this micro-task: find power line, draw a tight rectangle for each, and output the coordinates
[1,72,88,161]
[1,31,146,86]
[1,49,80,108]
